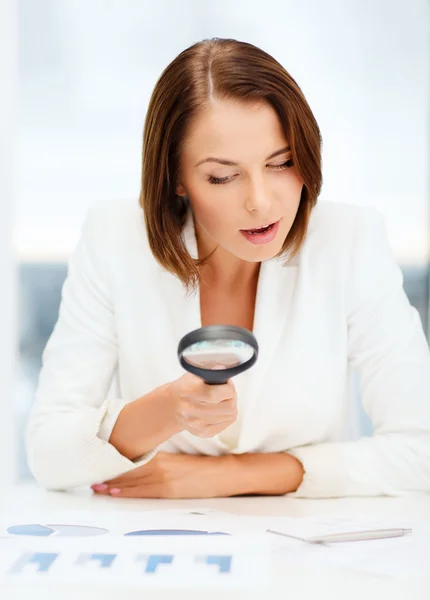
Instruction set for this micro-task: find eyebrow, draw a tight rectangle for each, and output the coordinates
[194,146,291,167]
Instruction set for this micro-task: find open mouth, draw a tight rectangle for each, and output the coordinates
[240,220,281,245]
[244,223,274,234]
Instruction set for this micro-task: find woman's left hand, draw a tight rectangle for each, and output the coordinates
[91,452,230,499]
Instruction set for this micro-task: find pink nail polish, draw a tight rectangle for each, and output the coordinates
[109,488,121,495]
[92,484,108,491]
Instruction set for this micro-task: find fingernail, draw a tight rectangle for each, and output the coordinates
[109,488,121,495]
[92,484,108,491]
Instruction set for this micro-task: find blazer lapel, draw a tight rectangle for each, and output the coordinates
[236,253,299,449]
[156,211,201,361]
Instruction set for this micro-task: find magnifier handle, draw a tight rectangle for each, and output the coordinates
[203,364,229,385]
[202,370,230,385]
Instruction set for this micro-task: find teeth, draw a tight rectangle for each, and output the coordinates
[248,224,271,233]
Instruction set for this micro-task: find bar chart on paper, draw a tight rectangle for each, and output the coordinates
[0,537,270,588]
[0,510,270,587]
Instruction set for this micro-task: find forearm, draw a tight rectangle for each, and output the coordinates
[26,407,151,490]
[109,384,183,460]
[213,452,304,496]
[288,432,430,498]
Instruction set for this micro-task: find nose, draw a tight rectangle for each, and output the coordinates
[244,175,272,214]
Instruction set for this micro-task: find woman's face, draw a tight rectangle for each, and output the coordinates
[176,98,304,263]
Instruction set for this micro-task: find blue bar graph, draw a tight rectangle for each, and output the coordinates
[136,554,174,573]
[8,552,58,574]
[75,553,117,568]
[205,555,232,573]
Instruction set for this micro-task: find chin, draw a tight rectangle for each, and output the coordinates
[239,243,283,263]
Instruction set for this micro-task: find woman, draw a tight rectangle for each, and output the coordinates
[26,38,430,498]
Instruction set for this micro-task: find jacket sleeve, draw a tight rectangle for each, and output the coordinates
[26,204,156,490]
[288,208,430,497]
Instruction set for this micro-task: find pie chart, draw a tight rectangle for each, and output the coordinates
[125,529,229,536]
[7,524,108,537]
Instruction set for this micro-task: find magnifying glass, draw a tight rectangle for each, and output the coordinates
[178,325,259,385]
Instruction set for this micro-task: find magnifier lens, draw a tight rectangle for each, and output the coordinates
[182,339,255,370]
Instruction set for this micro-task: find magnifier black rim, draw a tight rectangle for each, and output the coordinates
[178,324,259,357]
[177,325,259,384]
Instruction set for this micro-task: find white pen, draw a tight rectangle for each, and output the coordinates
[267,527,413,545]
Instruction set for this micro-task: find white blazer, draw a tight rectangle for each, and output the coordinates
[26,200,430,497]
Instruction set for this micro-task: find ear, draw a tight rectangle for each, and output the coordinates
[176,182,187,196]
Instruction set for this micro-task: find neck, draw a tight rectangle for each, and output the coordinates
[195,226,260,291]
[200,252,260,291]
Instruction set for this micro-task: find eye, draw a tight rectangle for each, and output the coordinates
[270,159,294,171]
[208,175,235,185]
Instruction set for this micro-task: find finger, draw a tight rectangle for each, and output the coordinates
[92,481,146,494]
[203,420,236,436]
[189,399,237,421]
[104,472,141,486]
[188,417,236,438]
[103,475,134,486]
[91,485,110,495]
[93,479,149,495]
[108,475,163,491]
[107,484,165,499]
[104,471,150,486]
[185,413,235,432]
[103,460,158,486]
[187,408,237,426]
[198,383,236,405]
[192,398,236,417]
[210,397,237,413]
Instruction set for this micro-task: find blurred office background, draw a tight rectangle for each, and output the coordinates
[14,0,430,480]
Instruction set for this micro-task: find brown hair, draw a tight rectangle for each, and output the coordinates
[140,38,322,291]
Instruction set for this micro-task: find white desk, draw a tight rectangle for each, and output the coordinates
[1,484,429,600]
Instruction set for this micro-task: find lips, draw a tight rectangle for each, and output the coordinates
[243,223,275,234]
[240,219,281,245]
